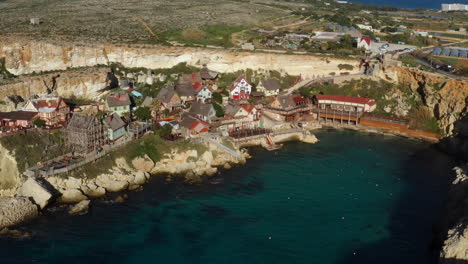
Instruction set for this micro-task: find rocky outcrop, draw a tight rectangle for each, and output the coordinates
[132,154,155,173]
[440,165,468,263]
[68,200,90,215]
[58,189,88,203]
[0,142,20,195]
[384,67,468,135]
[19,178,55,209]
[0,39,359,77]
[0,67,110,103]
[0,197,38,229]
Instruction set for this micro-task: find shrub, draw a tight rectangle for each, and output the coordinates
[33,119,46,128]
[134,106,152,121]
[211,102,225,117]
[181,28,206,41]
[338,64,354,71]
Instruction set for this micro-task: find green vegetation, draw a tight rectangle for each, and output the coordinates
[337,64,354,71]
[211,102,225,117]
[134,106,152,121]
[33,119,46,128]
[433,56,459,66]
[0,132,71,173]
[63,95,96,106]
[408,107,441,134]
[162,24,245,47]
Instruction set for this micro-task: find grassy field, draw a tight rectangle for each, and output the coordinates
[0,0,295,44]
[433,56,460,66]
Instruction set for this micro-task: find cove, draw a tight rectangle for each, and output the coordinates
[0,130,455,264]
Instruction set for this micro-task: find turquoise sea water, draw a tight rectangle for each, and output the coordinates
[0,130,455,264]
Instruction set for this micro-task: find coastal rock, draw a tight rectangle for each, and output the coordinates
[0,228,31,239]
[0,197,39,229]
[440,219,468,263]
[82,183,106,198]
[68,200,91,215]
[223,163,232,170]
[97,179,129,193]
[132,154,155,173]
[19,178,54,209]
[59,189,88,203]
[133,172,147,185]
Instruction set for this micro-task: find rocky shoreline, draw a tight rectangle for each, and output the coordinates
[0,130,318,231]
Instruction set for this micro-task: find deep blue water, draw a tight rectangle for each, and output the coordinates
[351,0,468,9]
[0,130,456,264]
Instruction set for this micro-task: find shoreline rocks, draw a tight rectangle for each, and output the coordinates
[0,197,38,230]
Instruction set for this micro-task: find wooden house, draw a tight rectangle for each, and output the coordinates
[188,102,216,122]
[105,93,131,116]
[256,79,281,97]
[312,95,376,113]
[175,82,196,103]
[157,86,182,112]
[22,97,70,127]
[103,113,127,141]
[179,113,211,137]
[67,114,106,155]
[230,76,252,100]
[0,111,38,130]
[196,86,213,102]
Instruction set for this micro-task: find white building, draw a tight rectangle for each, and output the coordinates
[441,3,468,11]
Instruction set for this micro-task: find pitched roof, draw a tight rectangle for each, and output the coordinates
[175,82,196,97]
[225,104,242,117]
[293,96,308,104]
[275,95,297,109]
[0,111,38,121]
[360,36,372,46]
[157,86,177,104]
[189,101,214,117]
[106,93,131,107]
[25,97,66,113]
[67,114,99,130]
[230,76,249,91]
[241,104,256,114]
[141,97,154,107]
[200,67,218,80]
[104,113,126,130]
[260,79,281,91]
[314,94,376,106]
[182,73,202,84]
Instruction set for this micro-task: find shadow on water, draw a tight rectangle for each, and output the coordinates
[336,144,456,264]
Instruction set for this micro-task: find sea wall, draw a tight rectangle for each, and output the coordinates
[0,39,360,77]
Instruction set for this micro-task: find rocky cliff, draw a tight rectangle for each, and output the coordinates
[0,67,109,110]
[383,67,468,135]
[0,38,360,77]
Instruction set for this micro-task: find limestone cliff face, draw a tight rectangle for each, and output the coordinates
[385,67,468,135]
[0,143,20,197]
[0,39,360,77]
[0,67,109,105]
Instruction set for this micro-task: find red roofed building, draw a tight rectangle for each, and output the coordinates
[313,94,376,112]
[358,36,372,50]
[22,96,70,127]
[230,76,252,100]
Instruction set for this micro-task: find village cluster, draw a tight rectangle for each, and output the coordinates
[0,66,382,151]
[0,63,440,177]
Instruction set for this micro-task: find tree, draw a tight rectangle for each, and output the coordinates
[33,119,45,128]
[135,107,152,121]
[211,102,225,117]
[212,92,223,104]
[158,124,173,137]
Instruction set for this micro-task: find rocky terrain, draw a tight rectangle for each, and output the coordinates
[0,38,360,77]
[381,66,468,136]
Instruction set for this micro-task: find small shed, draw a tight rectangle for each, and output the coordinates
[30,18,41,25]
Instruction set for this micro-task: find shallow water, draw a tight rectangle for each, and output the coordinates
[0,130,455,264]
[351,0,463,9]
